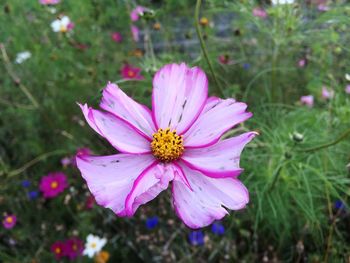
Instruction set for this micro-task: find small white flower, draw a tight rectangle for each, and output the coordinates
[15,51,31,64]
[48,7,57,14]
[271,0,295,5]
[83,234,107,258]
[51,16,71,33]
[345,73,350,81]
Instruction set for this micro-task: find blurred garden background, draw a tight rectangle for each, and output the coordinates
[1,0,350,262]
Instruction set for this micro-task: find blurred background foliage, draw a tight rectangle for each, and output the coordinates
[1,0,350,262]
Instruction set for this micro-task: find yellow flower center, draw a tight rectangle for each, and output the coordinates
[51,181,58,189]
[6,217,13,223]
[91,242,97,248]
[55,247,61,254]
[151,128,184,162]
[127,70,135,77]
[72,244,77,251]
[59,25,67,33]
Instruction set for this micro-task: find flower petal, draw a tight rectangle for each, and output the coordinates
[184,98,253,147]
[152,63,208,134]
[76,154,154,215]
[124,162,172,216]
[172,164,249,229]
[100,82,156,138]
[124,162,192,216]
[79,103,151,154]
[181,132,257,178]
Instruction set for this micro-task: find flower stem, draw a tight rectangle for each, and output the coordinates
[299,128,350,153]
[194,0,224,97]
[0,43,39,108]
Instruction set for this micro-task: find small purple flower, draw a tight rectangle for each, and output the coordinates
[146,216,159,229]
[28,191,39,200]
[300,95,314,107]
[2,215,17,229]
[211,222,225,235]
[243,63,251,70]
[61,157,72,167]
[21,180,30,188]
[322,86,334,100]
[345,85,350,94]
[188,231,204,246]
[334,200,345,210]
[130,6,147,21]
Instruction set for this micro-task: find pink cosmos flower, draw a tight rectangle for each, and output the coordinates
[111,32,122,43]
[51,241,66,260]
[322,86,334,100]
[318,4,330,11]
[130,6,146,21]
[39,172,68,198]
[76,63,256,229]
[120,64,144,80]
[131,25,140,42]
[40,0,60,5]
[218,55,230,65]
[300,95,314,107]
[345,85,350,94]
[252,8,267,18]
[298,59,307,68]
[65,237,83,260]
[2,215,17,229]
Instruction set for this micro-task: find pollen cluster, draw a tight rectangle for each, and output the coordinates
[151,128,184,162]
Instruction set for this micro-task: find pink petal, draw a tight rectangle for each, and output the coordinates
[79,103,151,154]
[124,162,192,216]
[172,164,249,229]
[100,82,156,138]
[184,98,253,148]
[152,63,208,134]
[76,154,154,215]
[124,163,172,216]
[181,132,257,178]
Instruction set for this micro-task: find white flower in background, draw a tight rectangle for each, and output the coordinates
[51,16,74,33]
[345,73,350,81]
[15,51,31,64]
[48,7,57,14]
[83,234,107,258]
[271,0,295,5]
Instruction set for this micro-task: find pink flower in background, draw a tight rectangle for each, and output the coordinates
[318,4,330,11]
[322,86,334,100]
[39,172,68,198]
[218,54,230,65]
[64,237,83,260]
[40,0,60,5]
[130,6,146,21]
[76,63,256,228]
[298,59,307,68]
[131,25,140,42]
[61,157,72,167]
[120,64,144,80]
[76,147,92,157]
[252,8,267,18]
[85,195,95,210]
[111,32,123,43]
[345,85,350,94]
[2,215,17,229]
[300,95,314,107]
[51,241,66,260]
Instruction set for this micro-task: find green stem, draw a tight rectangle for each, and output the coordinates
[194,0,224,97]
[0,43,39,108]
[300,128,350,153]
[7,150,67,177]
